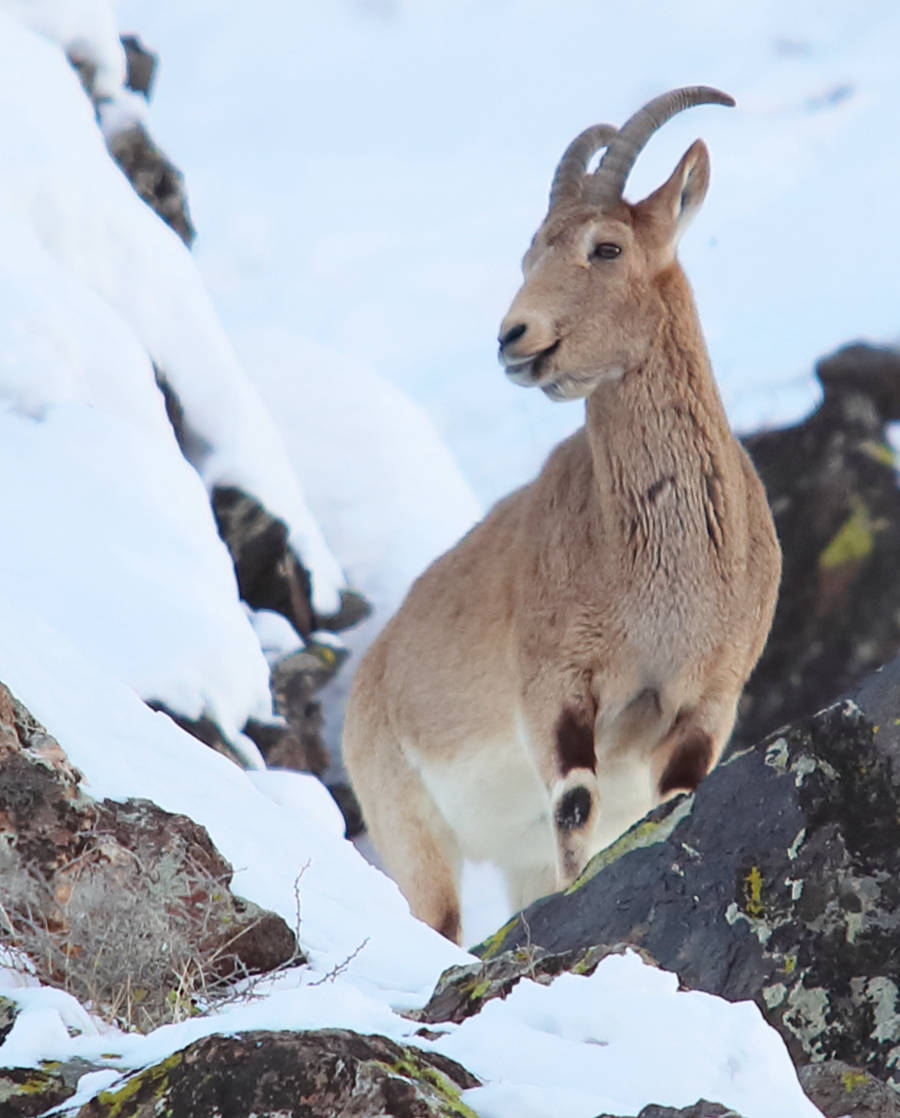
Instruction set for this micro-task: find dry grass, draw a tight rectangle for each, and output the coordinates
[0,839,300,1032]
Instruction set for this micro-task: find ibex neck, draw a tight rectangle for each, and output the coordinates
[584,271,735,554]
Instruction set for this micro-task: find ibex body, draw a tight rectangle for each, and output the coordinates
[343,88,780,943]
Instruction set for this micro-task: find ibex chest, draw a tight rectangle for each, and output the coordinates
[535,473,733,678]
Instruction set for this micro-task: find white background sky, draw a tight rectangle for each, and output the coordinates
[120,0,900,502]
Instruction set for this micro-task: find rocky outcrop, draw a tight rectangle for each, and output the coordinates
[412,942,655,1027]
[597,1104,744,1118]
[0,683,299,1028]
[735,342,900,749]
[106,122,195,247]
[0,1059,98,1117]
[797,1061,900,1118]
[212,485,318,638]
[69,35,194,247]
[471,656,900,1096]
[75,1030,480,1118]
[0,998,16,1044]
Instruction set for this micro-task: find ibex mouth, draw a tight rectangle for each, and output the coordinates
[503,340,560,387]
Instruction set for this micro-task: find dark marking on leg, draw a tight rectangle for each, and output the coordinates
[555,785,592,831]
[555,705,595,776]
[658,728,714,798]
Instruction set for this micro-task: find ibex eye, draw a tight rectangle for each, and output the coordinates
[592,242,622,260]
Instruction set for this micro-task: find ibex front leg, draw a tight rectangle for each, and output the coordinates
[520,687,603,894]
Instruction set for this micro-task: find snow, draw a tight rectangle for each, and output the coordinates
[0,0,887,1111]
[0,4,345,622]
[0,585,820,1116]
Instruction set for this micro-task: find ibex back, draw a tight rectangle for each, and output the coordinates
[343,87,781,944]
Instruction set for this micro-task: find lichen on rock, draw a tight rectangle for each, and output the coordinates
[76,1030,480,1118]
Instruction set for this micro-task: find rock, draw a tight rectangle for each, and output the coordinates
[0,681,96,871]
[0,1068,67,1116]
[106,124,195,246]
[153,367,212,466]
[798,1059,900,1117]
[92,795,299,981]
[326,780,365,838]
[0,1061,94,1117]
[120,34,156,99]
[265,641,349,773]
[596,1104,744,1118]
[211,486,371,639]
[0,683,300,1026]
[412,942,657,1027]
[244,715,330,776]
[247,640,364,785]
[317,587,372,634]
[474,657,900,1088]
[149,702,266,769]
[212,485,316,637]
[735,342,900,750]
[76,1029,480,1118]
[0,997,17,1044]
[65,40,194,247]
[155,374,364,777]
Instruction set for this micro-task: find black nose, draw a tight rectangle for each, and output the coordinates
[499,323,527,349]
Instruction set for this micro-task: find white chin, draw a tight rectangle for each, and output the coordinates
[505,365,537,387]
[542,365,625,400]
[541,380,576,402]
[541,379,580,401]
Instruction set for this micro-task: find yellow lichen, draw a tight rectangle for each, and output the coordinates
[467,978,491,1001]
[376,1055,479,1117]
[860,439,897,468]
[566,796,695,894]
[475,915,520,960]
[95,1051,183,1117]
[818,499,875,571]
[7,1069,59,1096]
[841,1069,869,1092]
[744,865,765,918]
[783,954,797,975]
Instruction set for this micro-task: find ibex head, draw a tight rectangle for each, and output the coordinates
[498,86,734,401]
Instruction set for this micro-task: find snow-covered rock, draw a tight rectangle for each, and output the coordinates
[0,5,349,744]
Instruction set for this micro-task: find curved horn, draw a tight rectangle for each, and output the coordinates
[548,123,619,211]
[587,86,735,207]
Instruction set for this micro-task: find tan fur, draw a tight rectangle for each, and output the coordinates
[343,125,781,944]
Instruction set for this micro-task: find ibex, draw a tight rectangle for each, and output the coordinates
[343,87,781,944]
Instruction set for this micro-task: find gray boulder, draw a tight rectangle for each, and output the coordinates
[75,1029,480,1118]
[473,657,900,1091]
[736,342,900,750]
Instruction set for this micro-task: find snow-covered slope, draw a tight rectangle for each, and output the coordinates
[0,6,349,738]
[0,590,821,1117]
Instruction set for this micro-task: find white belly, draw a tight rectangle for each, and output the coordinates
[412,731,552,869]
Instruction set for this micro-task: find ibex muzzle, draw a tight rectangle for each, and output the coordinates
[343,87,780,945]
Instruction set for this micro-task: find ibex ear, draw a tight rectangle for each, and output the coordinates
[635,139,710,248]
